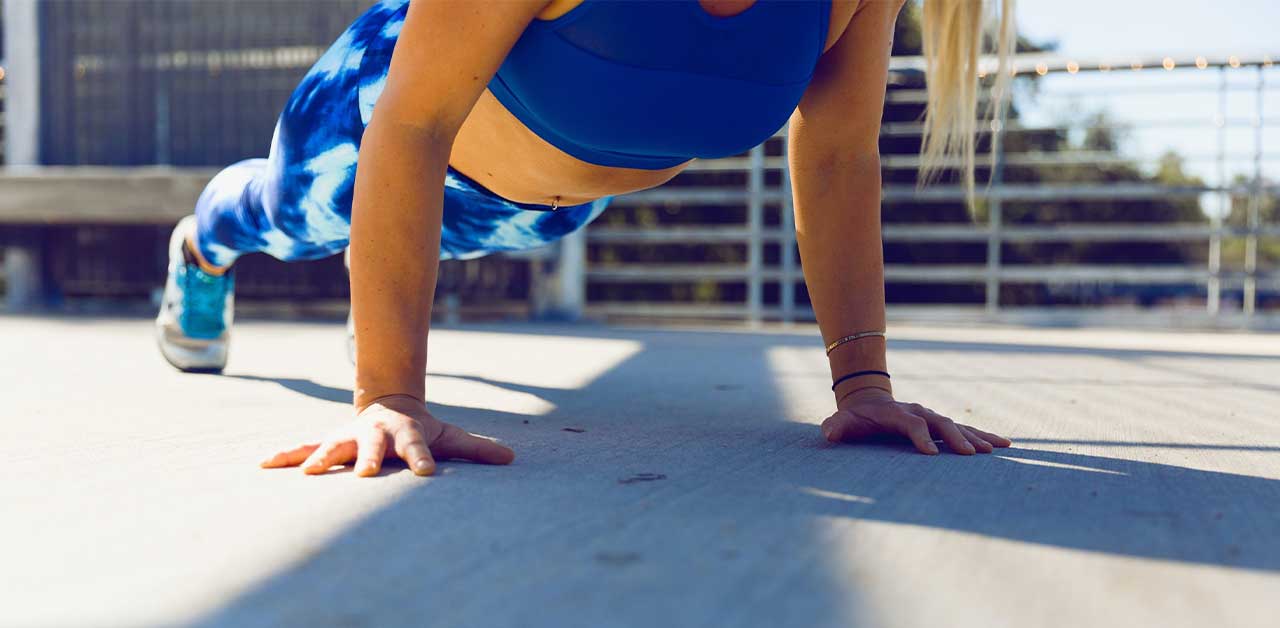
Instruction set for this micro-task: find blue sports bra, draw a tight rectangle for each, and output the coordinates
[487,0,832,170]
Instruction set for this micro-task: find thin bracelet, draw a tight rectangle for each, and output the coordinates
[830,369,891,391]
[825,330,885,355]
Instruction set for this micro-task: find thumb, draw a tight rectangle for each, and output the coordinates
[821,409,881,444]
[433,424,516,465]
[821,409,855,442]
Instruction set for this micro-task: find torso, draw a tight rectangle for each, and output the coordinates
[448,0,858,206]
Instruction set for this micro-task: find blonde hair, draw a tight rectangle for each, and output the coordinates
[918,0,1016,214]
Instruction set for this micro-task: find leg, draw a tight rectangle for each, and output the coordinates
[191,2,395,268]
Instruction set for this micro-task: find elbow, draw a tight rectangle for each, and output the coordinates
[363,115,459,152]
[791,143,880,178]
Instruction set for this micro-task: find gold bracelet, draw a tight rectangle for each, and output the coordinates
[824,330,886,355]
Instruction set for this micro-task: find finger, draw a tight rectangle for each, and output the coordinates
[301,440,357,475]
[432,424,516,465]
[956,425,994,453]
[916,405,993,453]
[961,425,1012,448]
[891,412,939,455]
[260,443,320,468]
[394,426,436,476]
[924,413,975,455]
[355,427,389,477]
[820,410,879,443]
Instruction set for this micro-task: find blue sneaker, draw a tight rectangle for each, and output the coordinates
[155,215,234,373]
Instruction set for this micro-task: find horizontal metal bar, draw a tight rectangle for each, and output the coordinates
[880,224,1280,242]
[880,151,1280,169]
[589,224,1280,245]
[586,303,1280,327]
[881,118,1276,138]
[588,227,756,244]
[609,188,786,206]
[586,264,1278,286]
[882,183,1243,202]
[889,52,1280,75]
[885,82,1280,104]
[587,265,768,281]
[681,157,788,172]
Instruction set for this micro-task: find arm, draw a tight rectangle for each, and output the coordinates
[789,0,1010,454]
[351,0,549,410]
[263,0,551,476]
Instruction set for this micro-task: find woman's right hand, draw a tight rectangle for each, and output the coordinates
[260,394,515,477]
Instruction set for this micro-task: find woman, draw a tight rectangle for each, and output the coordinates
[156,0,1015,477]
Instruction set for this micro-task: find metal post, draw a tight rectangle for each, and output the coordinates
[3,1,44,311]
[1244,64,1265,319]
[747,144,765,326]
[984,95,1008,317]
[1208,66,1227,316]
[779,126,796,325]
[554,229,587,321]
[3,0,41,165]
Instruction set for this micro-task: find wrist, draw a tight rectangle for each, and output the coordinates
[825,334,890,400]
[354,374,426,412]
[836,383,893,408]
[833,375,892,404]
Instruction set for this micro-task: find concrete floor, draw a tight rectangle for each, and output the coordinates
[3,315,1279,628]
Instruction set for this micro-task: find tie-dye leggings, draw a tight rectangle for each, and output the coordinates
[193,0,611,268]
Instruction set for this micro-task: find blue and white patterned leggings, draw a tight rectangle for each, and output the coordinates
[193,0,610,268]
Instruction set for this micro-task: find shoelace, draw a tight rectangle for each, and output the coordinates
[181,264,231,339]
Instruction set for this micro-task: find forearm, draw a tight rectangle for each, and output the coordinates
[791,149,891,401]
[349,119,452,411]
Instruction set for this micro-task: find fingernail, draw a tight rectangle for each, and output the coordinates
[414,459,433,474]
[926,443,939,454]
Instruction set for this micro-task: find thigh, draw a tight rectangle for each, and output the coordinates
[261,2,396,255]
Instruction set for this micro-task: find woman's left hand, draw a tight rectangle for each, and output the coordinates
[821,387,1012,455]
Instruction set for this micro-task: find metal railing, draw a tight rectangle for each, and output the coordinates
[581,53,1280,327]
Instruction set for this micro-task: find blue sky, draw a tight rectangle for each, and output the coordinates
[1017,0,1280,60]
[1011,0,1280,214]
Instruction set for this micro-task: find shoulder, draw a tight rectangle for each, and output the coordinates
[823,0,907,55]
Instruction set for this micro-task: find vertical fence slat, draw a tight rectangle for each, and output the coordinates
[1208,66,1227,315]
[984,101,1008,317]
[779,124,796,325]
[1244,64,1265,318]
[747,144,765,326]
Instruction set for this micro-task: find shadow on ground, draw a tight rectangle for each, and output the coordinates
[191,325,1280,627]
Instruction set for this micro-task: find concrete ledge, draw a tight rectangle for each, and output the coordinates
[0,166,218,224]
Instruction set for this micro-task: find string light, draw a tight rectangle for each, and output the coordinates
[1066,61,1079,74]
[1162,57,1175,70]
[1229,55,1241,68]
[1035,62,1048,76]
[1195,56,1208,69]
[1099,63,1112,72]
[0,66,6,81]
[1265,56,1274,68]
[1130,60,1144,71]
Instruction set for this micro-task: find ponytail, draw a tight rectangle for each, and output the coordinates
[918,0,1016,215]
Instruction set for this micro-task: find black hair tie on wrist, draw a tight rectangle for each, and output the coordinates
[831,370,891,391]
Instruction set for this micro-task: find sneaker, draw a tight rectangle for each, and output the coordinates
[156,215,234,373]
